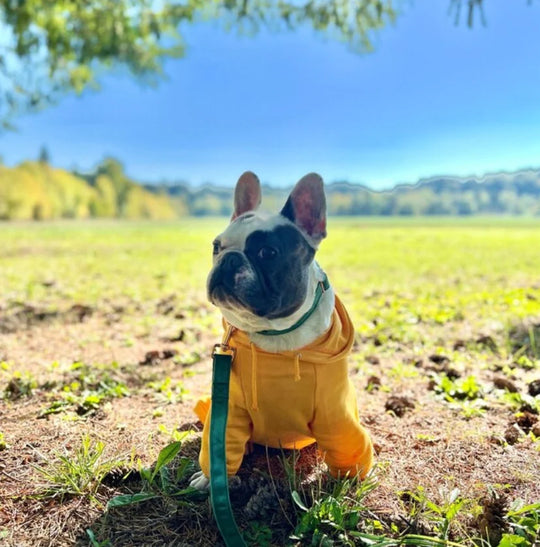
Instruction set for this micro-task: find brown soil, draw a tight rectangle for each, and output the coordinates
[1,307,539,546]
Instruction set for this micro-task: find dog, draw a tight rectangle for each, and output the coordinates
[190,171,373,490]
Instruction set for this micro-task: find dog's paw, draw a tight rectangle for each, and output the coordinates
[189,470,210,491]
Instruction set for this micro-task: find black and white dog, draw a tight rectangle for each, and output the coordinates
[191,172,373,490]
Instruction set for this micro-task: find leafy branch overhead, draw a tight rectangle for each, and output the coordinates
[0,0,528,126]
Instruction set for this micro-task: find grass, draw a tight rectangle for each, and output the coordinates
[0,217,540,546]
[32,435,129,502]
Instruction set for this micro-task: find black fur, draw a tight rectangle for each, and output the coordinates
[208,224,315,318]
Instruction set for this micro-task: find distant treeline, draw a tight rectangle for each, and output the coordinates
[0,158,176,220]
[148,169,540,217]
[1,157,540,220]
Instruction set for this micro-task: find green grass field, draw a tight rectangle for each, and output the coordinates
[1,218,539,546]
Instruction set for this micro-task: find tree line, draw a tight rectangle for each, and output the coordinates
[0,158,175,220]
[1,157,539,220]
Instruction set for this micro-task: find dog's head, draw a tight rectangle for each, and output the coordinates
[207,172,327,322]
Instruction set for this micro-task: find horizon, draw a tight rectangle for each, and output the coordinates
[2,3,540,189]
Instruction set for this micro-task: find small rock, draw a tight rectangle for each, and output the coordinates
[140,350,161,366]
[513,412,538,433]
[532,423,540,437]
[161,349,178,360]
[493,376,519,393]
[69,304,93,322]
[503,426,519,445]
[429,354,450,365]
[476,335,498,352]
[168,329,186,342]
[365,355,380,365]
[366,375,381,390]
[528,379,540,397]
[385,396,415,417]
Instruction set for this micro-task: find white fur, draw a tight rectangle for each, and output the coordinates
[216,212,293,253]
[189,470,210,490]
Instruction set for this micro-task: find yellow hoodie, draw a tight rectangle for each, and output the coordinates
[194,295,373,479]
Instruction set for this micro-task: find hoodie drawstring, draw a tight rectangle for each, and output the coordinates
[294,353,301,382]
[249,343,259,411]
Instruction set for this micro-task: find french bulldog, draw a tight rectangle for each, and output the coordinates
[190,171,373,490]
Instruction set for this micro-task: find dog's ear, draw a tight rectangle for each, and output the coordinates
[281,173,327,246]
[232,171,261,220]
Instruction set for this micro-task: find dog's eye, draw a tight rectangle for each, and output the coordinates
[258,246,277,260]
[212,241,221,255]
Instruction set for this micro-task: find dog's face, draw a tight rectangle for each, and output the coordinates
[207,172,327,320]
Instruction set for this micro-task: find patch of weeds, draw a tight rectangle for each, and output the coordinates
[39,362,129,417]
[148,376,187,404]
[86,528,112,547]
[2,371,37,400]
[174,350,201,367]
[502,500,540,546]
[430,374,488,418]
[454,400,487,419]
[513,355,539,371]
[432,374,484,401]
[399,486,469,541]
[290,471,379,545]
[499,392,539,415]
[0,431,7,450]
[388,362,420,379]
[107,433,203,509]
[243,522,273,546]
[32,434,127,502]
[508,321,540,359]
[280,450,379,545]
[157,424,195,442]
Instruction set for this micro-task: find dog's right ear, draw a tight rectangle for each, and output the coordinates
[280,173,326,247]
[232,171,261,221]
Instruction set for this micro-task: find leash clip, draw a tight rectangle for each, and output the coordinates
[213,325,236,359]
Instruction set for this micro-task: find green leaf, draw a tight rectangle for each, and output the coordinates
[106,492,158,508]
[291,490,309,512]
[151,441,182,481]
[498,534,528,547]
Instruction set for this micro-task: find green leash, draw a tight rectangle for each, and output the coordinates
[210,343,247,547]
[208,275,330,544]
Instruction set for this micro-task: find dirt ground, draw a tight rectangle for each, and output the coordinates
[1,299,539,546]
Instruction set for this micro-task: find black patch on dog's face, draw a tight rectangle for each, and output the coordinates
[207,224,315,318]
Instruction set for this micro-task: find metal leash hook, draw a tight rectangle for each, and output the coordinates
[209,326,246,547]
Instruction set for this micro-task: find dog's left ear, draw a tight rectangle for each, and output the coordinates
[281,173,327,246]
[232,171,261,220]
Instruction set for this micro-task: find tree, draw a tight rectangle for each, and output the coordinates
[38,145,51,164]
[0,1,528,128]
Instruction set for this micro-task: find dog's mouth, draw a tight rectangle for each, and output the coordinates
[208,282,243,310]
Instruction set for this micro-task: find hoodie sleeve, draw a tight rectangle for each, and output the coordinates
[310,366,373,479]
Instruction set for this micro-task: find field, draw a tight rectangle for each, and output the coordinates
[1,218,540,547]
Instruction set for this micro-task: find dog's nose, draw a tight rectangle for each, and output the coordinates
[220,251,244,274]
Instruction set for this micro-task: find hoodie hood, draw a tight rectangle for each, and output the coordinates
[224,294,354,365]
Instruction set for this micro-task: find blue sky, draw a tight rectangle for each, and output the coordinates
[1,2,540,189]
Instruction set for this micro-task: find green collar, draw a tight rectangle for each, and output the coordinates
[256,274,330,336]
